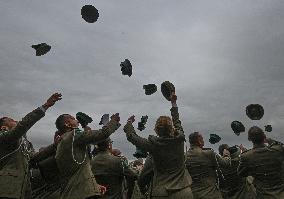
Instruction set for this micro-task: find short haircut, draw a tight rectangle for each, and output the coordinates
[188,132,200,145]
[55,114,69,132]
[218,144,229,156]
[248,126,265,144]
[97,139,112,152]
[0,117,8,128]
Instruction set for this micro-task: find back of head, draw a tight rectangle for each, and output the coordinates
[248,126,265,145]
[218,144,229,156]
[154,116,174,137]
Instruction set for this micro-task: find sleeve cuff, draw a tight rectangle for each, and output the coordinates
[39,106,46,113]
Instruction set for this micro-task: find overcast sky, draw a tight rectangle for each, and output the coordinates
[1,0,284,159]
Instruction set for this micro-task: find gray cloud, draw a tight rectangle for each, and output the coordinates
[1,0,284,158]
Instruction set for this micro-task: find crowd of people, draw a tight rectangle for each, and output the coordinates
[0,92,284,199]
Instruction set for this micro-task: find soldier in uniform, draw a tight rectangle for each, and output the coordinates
[0,93,62,199]
[91,138,137,199]
[138,155,154,198]
[237,126,284,199]
[217,144,256,199]
[185,132,231,199]
[123,92,193,199]
[30,143,61,199]
[130,159,145,199]
[54,113,121,199]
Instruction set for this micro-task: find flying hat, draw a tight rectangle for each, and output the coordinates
[246,104,264,120]
[231,121,245,136]
[209,134,221,144]
[133,147,148,159]
[143,84,157,95]
[227,145,241,159]
[31,43,51,56]
[264,125,272,132]
[76,112,93,128]
[81,5,99,23]
[120,59,132,77]
[138,115,148,131]
[99,114,109,126]
[161,81,175,101]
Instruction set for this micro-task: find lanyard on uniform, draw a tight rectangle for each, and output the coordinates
[0,131,24,162]
[71,129,87,165]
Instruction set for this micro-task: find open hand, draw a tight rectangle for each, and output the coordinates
[99,185,107,195]
[127,115,135,123]
[110,113,120,123]
[43,93,62,110]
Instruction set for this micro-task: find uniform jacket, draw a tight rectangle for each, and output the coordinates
[185,146,231,199]
[138,155,154,196]
[124,107,192,197]
[30,144,61,199]
[237,140,284,199]
[218,157,256,199]
[0,107,45,199]
[55,120,121,199]
[91,151,137,199]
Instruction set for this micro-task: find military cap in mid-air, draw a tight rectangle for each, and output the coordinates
[137,115,148,131]
[81,5,99,23]
[133,147,148,159]
[264,125,272,132]
[76,112,93,128]
[31,43,51,56]
[246,104,264,120]
[161,81,175,101]
[120,59,132,77]
[99,114,109,126]
[231,121,246,136]
[227,145,241,158]
[209,134,221,144]
[143,84,157,95]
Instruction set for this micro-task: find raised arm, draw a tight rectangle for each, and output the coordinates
[75,113,121,145]
[123,116,153,153]
[29,143,57,168]
[0,93,62,142]
[170,92,185,138]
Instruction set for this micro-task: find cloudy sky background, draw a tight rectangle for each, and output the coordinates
[1,0,284,159]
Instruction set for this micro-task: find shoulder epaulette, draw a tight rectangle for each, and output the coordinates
[203,148,213,150]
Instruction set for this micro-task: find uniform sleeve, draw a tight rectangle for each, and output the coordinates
[0,107,45,142]
[170,106,185,137]
[75,120,121,145]
[138,155,154,195]
[123,122,153,152]
[29,143,57,168]
[214,152,231,168]
[237,155,250,177]
[266,138,284,146]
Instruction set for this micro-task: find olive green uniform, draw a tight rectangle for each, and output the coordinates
[185,147,231,199]
[30,144,61,199]
[0,107,45,199]
[55,120,121,199]
[237,140,284,199]
[218,157,256,199]
[138,155,153,198]
[91,151,137,199]
[124,107,193,199]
